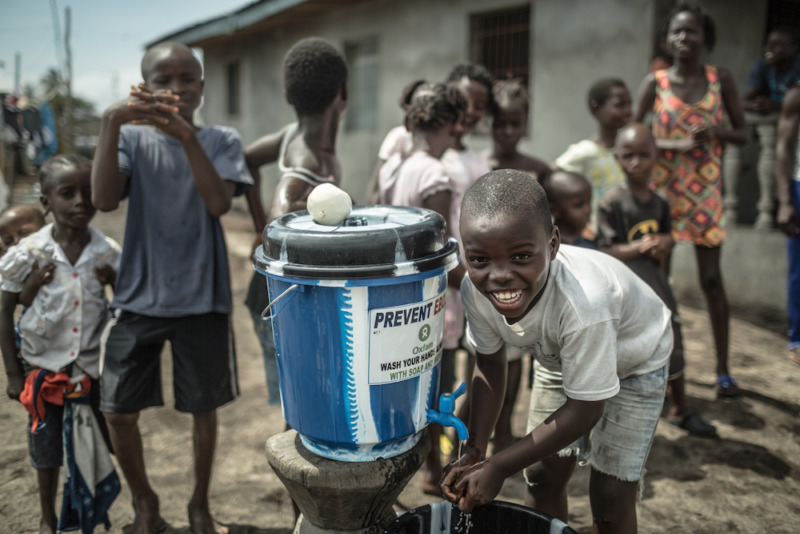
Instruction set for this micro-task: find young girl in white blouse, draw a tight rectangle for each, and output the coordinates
[0,153,120,534]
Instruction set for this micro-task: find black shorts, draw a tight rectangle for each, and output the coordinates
[99,311,238,414]
[28,377,109,469]
[668,313,685,380]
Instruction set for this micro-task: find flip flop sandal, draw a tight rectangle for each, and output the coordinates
[716,374,740,398]
[668,409,718,438]
[789,347,800,366]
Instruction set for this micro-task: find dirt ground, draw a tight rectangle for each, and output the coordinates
[1,191,799,534]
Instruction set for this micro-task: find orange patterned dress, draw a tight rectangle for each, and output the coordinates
[651,65,725,246]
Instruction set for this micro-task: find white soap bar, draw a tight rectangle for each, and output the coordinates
[307,183,352,226]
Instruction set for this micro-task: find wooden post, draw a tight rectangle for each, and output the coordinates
[63,6,73,153]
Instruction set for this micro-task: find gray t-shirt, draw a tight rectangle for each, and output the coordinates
[463,245,673,401]
[116,125,251,317]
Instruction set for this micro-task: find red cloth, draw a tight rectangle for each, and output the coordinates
[19,369,91,432]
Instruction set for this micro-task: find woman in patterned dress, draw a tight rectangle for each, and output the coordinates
[634,0,746,397]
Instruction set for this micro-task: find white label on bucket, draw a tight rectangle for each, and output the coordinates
[368,293,445,384]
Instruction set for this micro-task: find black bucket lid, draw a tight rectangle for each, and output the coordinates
[254,205,459,280]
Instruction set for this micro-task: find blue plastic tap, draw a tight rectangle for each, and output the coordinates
[427,381,468,441]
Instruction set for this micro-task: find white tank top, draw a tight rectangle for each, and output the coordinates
[795,123,800,180]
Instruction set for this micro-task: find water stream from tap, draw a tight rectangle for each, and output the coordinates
[457,439,468,460]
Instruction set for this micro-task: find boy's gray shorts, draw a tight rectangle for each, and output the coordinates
[524,360,668,482]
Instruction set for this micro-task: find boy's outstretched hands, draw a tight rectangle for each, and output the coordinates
[441,438,504,513]
[441,441,482,498]
[443,457,506,514]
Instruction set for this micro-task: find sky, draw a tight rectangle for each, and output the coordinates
[1,0,251,112]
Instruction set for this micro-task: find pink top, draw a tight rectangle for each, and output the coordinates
[378,126,413,161]
[378,151,452,207]
[378,149,465,349]
[441,148,491,244]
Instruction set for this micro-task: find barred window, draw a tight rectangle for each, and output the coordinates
[344,36,379,132]
[226,61,240,116]
[470,5,530,86]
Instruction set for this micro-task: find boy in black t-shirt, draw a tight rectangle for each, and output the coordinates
[597,123,716,438]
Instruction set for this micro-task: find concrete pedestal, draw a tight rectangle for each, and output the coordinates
[266,429,430,534]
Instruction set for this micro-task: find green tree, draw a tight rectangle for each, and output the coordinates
[40,68,65,98]
[39,68,100,157]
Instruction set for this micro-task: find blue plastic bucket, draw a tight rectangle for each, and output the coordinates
[254,206,459,461]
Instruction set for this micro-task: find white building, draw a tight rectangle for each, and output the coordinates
[153,0,791,322]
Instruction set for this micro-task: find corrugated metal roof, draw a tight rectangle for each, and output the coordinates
[146,0,372,49]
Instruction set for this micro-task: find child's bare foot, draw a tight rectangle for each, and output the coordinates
[131,494,161,534]
[188,502,228,534]
[38,518,56,534]
[789,346,800,366]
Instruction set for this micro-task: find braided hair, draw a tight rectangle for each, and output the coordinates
[404,82,467,133]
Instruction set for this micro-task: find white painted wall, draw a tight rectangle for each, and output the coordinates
[529,0,655,161]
